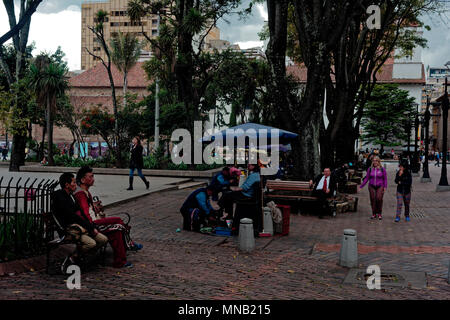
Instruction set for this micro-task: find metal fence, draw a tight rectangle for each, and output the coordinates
[0,177,59,262]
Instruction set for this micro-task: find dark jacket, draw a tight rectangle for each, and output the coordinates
[180,188,213,216]
[312,174,337,195]
[130,144,144,169]
[395,170,412,194]
[51,189,96,235]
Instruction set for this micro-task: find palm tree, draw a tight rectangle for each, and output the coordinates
[29,54,69,165]
[110,32,142,108]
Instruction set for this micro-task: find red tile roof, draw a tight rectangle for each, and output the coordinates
[69,62,151,88]
[287,62,426,85]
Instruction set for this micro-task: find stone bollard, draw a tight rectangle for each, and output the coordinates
[263,207,274,235]
[339,229,358,268]
[238,218,255,253]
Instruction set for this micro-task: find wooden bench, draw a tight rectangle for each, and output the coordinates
[264,180,318,200]
[264,180,337,216]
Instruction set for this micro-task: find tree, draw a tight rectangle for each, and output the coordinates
[0,0,42,46]
[28,54,69,166]
[85,10,123,167]
[1,0,42,171]
[128,0,243,135]
[80,97,146,163]
[360,84,416,150]
[262,0,359,179]
[322,0,437,167]
[110,32,142,109]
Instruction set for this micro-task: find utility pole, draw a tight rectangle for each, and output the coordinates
[154,11,160,152]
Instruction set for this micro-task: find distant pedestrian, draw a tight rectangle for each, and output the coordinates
[2,147,8,161]
[360,156,387,220]
[394,161,412,222]
[126,137,150,191]
[435,151,440,167]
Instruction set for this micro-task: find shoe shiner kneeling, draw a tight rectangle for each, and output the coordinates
[180,185,221,232]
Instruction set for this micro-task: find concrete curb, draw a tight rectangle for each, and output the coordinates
[19,165,222,178]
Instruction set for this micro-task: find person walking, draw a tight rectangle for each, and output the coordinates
[394,161,412,222]
[360,156,387,220]
[127,137,150,190]
[435,151,440,167]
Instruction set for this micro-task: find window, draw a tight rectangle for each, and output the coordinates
[152,29,158,36]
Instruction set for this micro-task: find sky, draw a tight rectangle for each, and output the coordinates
[0,0,449,71]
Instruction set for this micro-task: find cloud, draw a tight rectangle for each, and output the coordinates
[1,3,81,70]
[2,1,448,72]
[217,0,266,44]
[36,0,82,14]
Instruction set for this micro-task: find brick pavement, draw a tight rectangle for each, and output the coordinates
[0,163,449,299]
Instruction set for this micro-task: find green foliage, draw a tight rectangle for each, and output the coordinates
[361,84,417,147]
[53,154,98,167]
[110,32,142,75]
[0,211,46,261]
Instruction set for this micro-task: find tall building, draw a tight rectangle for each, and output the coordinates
[81,0,162,70]
[82,0,221,71]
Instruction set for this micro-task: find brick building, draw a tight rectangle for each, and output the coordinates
[31,62,151,151]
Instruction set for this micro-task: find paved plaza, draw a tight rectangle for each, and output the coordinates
[0,162,449,300]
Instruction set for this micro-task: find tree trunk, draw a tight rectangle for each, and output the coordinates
[123,72,128,108]
[9,135,26,171]
[46,97,55,166]
[292,107,322,180]
[39,124,46,160]
[265,0,293,130]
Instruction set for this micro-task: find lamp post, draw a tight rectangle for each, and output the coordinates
[154,11,161,153]
[403,111,412,165]
[421,96,431,182]
[437,76,450,191]
[412,107,420,175]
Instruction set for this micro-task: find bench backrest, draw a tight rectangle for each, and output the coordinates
[266,180,311,191]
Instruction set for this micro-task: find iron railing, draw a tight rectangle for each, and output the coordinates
[0,177,59,262]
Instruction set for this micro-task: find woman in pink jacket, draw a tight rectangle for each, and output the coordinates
[360,156,388,220]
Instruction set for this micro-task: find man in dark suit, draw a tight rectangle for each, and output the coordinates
[309,167,336,218]
[51,173,108,269]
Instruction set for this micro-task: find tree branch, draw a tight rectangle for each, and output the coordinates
[0,0,42,46]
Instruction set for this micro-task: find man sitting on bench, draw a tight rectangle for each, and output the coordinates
[218,163,261,221]
[309,167,336,219]
[51,173,108,271]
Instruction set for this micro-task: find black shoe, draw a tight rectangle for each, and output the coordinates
[145,180,150,189]
[126,186,133,190]
[61,256,74,274]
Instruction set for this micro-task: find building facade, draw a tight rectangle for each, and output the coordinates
[81,0,162,71]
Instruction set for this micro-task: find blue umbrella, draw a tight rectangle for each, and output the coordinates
[202,123,298,143]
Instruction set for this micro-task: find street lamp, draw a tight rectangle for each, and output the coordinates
[412,105,420,175]
[436,76,450,191]
[403,111,412,165]
[421,96,432,182]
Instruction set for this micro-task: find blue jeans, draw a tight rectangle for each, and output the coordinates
[129,168,145,179]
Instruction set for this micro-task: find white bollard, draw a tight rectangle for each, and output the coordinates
[238,218,255,253]
[339,229,358,268]
[263,207,274,236]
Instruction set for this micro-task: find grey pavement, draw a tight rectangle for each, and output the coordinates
[0,167,194,207]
